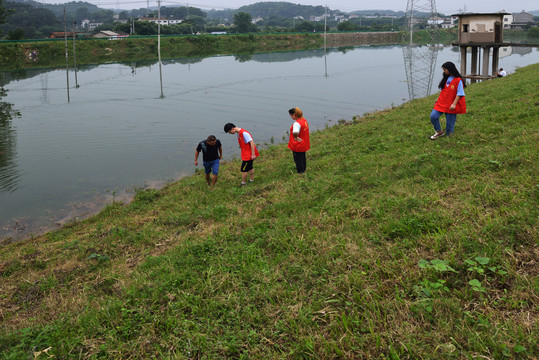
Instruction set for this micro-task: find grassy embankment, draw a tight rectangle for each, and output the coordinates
[0,63,537,359]
[0,33,324,70]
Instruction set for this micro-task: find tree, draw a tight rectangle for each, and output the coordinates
[295,20,314,32]
[0,0,14,36]
[234,12,256,33]
[7,28,23,40]
[337,21,356,31]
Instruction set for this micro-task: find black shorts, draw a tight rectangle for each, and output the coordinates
[241,160,254,172]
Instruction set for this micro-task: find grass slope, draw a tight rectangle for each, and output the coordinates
[0,63,537,359]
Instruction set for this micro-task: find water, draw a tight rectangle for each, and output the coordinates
[1,44,538,240]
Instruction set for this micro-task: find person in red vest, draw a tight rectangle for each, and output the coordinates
[224,123,259,186]
[288,107,310,173]
[430,61,467,140]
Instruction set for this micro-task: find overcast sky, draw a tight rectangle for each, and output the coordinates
[40,0,538,14]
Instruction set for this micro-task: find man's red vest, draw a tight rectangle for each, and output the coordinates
[288,118,310,152]
[238,129,259,161]
[434,77,466,114]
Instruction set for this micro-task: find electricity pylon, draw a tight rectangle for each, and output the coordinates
[402,0,439,100]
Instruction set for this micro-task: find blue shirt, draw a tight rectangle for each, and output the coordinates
[446,76,465,96]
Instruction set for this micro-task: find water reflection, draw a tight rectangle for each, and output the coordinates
[0,84,21,193]
[402,44,439,100]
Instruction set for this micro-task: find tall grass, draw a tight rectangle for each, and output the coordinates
[0,63,537,359]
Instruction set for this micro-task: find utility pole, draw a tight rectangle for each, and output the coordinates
[405,0,438,42]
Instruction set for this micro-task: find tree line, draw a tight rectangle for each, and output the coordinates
[1,0,537,40]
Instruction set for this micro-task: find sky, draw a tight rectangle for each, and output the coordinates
[39,0,538,14]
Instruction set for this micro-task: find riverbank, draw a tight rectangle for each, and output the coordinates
[1,63,537,358]
[0,30,457,70]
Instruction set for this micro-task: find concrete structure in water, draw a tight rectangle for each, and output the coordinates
[452,12,538,80]
[452,12,508,80]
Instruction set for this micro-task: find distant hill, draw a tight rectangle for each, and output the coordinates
[6,0,102,16]
[206,1,340,20]
[348,9,406,17]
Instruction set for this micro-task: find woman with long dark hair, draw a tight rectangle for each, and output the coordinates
[429,61,467,140]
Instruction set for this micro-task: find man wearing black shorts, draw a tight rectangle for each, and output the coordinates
[224,123,259,186]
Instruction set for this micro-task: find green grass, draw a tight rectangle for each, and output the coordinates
[0,63,537,359]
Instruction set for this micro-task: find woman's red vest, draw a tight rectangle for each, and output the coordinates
[238,129,259,161]
[288,118,310,152]
[434,77,466,114]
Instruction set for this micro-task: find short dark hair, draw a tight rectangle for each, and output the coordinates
[288,108,296,115]
[207,135,216,142]
[224,123,235,133]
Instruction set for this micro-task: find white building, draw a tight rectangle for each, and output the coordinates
[139,17,183,25]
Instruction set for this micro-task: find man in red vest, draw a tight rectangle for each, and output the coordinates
[224,123,259,186]
[288,107,310,173]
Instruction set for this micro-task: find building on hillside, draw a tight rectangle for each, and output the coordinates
[251,16,263,24]
[510,11,535,29]
[80,19,104,31]
[428,16,445,26]
[91,30,128,39]
[139,17,183,25]
[441,18,455,29]
[503,13,513,29]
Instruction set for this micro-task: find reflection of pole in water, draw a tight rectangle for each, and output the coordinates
[403,44,438,100]
[403,0,438,100]
[40,74,49,103]
[324,5,328,77]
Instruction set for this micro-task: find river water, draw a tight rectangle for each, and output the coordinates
[1,44,538,240]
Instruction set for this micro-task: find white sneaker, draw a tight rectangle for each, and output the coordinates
[430,131,444,140]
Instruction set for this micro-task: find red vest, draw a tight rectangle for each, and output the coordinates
[434,77,466,114]
[238,129,259,161]
[288,118,310,152]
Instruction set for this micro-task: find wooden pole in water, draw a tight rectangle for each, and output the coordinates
[158,0,164,98]
[72,21,79,88]
[64,7,70,103]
